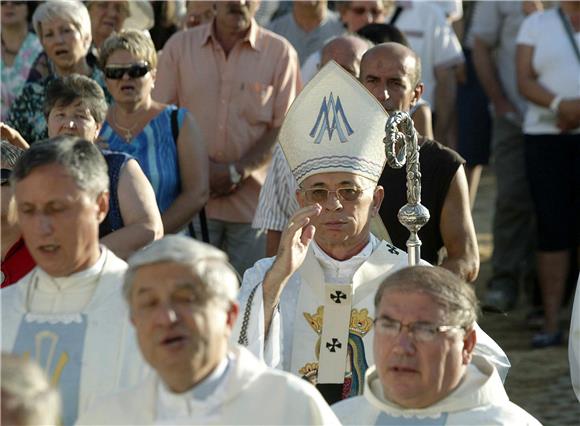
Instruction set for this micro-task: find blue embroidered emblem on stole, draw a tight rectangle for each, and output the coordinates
[12,314,88,426]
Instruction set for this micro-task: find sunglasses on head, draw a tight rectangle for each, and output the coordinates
[104,62,150,80]
[1,168,12,186]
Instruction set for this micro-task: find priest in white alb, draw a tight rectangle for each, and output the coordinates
[77,235,340,425]
[1,137,148,426]
[233,62,509,405]
[332,266,541,425]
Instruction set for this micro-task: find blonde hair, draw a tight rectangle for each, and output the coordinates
[100,29,157,69]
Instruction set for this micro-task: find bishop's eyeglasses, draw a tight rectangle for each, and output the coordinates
[299,185,373,204]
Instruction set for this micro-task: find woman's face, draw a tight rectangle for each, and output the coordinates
[89,1,129,46]
[104,49,156,106]
[47,99,102,142]
[40,17,89,72]
[1,1,28,26]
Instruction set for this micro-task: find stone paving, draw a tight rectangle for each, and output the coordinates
[471,170,579,425]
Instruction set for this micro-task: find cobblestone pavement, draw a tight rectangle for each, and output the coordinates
[471,169,579,425]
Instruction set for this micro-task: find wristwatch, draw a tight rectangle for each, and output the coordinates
[228,163,242,185]
[549,96,562,114]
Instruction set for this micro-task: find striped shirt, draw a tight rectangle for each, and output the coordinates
[252,143,299,231]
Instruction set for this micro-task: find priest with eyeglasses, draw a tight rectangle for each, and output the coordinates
[233,62,508,405]
[332,266,540,425]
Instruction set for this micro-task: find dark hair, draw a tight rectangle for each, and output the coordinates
[44,75,108,124]
[374,266,479,328]
[11,136,109,198]
[357,23,409,47]
[1,141,25,169]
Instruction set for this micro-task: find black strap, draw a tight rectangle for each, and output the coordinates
[389,6,403,25]
[171,108,210,243]
[557,7,580,64]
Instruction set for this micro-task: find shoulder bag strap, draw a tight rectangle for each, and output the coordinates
[557,7,580,64]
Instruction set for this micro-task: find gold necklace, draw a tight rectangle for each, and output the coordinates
[112,105,138,142]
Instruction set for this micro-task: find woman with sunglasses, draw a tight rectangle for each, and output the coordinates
[1,1,43,121]
[6,0,109,145]
[99,30,209,235]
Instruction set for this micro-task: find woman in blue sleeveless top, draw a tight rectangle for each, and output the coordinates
[45,75,163,259]
[99,30,209,234]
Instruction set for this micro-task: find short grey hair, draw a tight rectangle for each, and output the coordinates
[33,0,92,47]
[124,235,239,306]
[1,353,61,426]
[10,136,109,199]
[374,266,479,329]
[1,140,25,168]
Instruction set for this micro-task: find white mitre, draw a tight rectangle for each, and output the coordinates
[279,60,388,185]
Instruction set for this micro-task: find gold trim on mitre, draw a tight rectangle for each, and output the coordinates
[279,60,388,185]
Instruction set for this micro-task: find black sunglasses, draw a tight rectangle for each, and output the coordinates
[104,62,150,80]
[1,168,12,186]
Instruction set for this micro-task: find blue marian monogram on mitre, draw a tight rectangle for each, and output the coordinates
[309,93,354,144]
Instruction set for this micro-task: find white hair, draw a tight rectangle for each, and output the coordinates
[124,235,239,305]
[1,354,61,426]
[33,0,92,47]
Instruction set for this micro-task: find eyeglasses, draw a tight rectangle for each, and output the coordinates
[1,168,12,186]
[104,62,151,80]
[373,316,465,343]
[299,186,372,204]
[350,6,383,17]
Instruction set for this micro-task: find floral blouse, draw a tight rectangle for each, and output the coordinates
[1,32,43,121]
[6,68,110,144]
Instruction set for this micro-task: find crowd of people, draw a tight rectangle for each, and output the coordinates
[0,1,579,425]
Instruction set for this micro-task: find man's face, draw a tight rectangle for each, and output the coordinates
[185,1,215,28]
[297,172,383,253]
[47,99,102,141]
[130,261,237,388]
[341,1,385,32]
[360,50,421,114]
[214,1,258,34]
[14,163,108,277]
[373,290,475,408]
[1,164,15,227]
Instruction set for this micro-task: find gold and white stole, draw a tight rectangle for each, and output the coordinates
[290,241,408,387]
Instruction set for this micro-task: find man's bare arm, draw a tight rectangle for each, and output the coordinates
[439,166,480,283]
[472,37,517,117]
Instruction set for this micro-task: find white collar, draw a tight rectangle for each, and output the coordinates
[35,247,107,292]
[311,235,378,284]
[156,356,231,419]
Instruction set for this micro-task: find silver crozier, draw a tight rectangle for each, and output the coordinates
[384,112,430,266]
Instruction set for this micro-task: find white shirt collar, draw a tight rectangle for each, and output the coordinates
[311,234,379,284]
[156,356,231,421]
[35,247,106,292]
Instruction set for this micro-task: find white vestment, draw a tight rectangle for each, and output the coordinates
[570,273,580,402]
[1,248,148,426]
[233,236,509,400]
[76,345,340,425]
[332,354,540,425]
